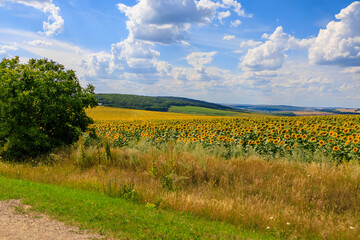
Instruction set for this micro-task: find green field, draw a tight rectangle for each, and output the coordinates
[0,175,274,240]
[169,105,248,116]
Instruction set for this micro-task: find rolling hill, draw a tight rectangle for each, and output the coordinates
[95,94,247,113]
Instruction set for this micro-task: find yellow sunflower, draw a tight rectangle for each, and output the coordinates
[333,146,340,151]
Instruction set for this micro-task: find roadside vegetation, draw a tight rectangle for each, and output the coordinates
[0,175,272,239]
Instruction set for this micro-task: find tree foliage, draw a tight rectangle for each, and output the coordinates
[95,94,240,112]
[0,57,97,159]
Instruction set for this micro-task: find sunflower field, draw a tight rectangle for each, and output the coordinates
[90,114,360,162]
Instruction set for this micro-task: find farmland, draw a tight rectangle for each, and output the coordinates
[1,106,360,239]
[90,109,360,163]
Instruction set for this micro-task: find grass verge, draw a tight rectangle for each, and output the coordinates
[0,175,274,240]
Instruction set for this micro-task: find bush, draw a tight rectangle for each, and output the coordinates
[0,57,97,160]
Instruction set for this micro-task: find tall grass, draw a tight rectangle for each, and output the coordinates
[0,139,359,239]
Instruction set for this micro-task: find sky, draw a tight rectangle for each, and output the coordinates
[0,0,360,108]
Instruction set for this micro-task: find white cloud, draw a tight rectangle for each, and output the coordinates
[240,26,311,71]
[230,19,241,27]
[309,1,360,66]
[117,0,250,44]
[81,37,162,82]
[28,39,52,46]
[186,51,217,71]
[342,66,360,73]
[111,38,160,73]
[222,0,247,17]
[118,0,218,44]
[240,39,262,48]
[223,34,235,40]
[218,11,231,22]
[240,27,290,71]
[233,49,243,54]
[0,44,17,54]
[0,29,92,78]
[181,40,190,46]
[0,0,64,36]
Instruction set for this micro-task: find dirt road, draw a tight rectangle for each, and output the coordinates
[0,200,103,240]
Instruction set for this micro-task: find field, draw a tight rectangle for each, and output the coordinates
[169,105,257,116]
[1,106,360,239]
[85,106,209,121]
[90,110,360,162]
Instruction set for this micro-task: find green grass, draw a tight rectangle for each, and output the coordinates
[0,175,275,240]
[169,105,240,116]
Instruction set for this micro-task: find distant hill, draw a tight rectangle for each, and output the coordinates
[94,94,358,117]
[95,94,246,113]
[228,104,360,116]
[229,104,310,112]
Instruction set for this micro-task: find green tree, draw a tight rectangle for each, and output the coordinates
[0,57,97,160]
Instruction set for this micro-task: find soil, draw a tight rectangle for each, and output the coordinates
[0,199,103,240]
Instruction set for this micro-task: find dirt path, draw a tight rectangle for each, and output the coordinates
[0,200,103,240]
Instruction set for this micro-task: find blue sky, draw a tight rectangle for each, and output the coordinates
[1,0,360,108]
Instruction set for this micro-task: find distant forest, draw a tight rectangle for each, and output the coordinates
[95,94,238,112]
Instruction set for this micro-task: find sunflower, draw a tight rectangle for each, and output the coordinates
[286,146,291,150]
[319,140,325,146]
[309,137,316,142]
[302,134,308,140]
[353,148,359,153]
[333,146,340,151]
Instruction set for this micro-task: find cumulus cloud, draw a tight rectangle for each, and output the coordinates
[240,26,312,71]
[118,0,218,44]
[111,39,160,73]
[117,0,249,44]
[80,52,114,82]
[223,34,235,40]
[186,51,217,71]
[82,38,161,80]
[28,39,52,46]
[309,1,360,66]
[0,0,64,36]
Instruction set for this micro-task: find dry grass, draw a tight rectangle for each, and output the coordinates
[1,141,360,239]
